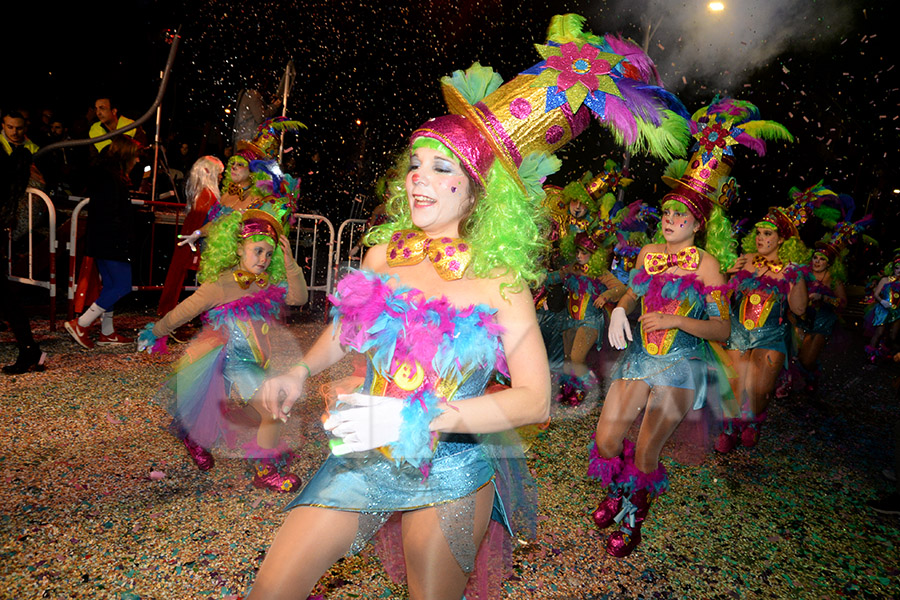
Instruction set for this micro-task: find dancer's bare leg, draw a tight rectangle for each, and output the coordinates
[594,379,651,458]
[633,386,694,472]
[568,326,599,377]
[247,507,359,600]
[402,484,494,600]
[745,348,784,415]
[798,333,825,371]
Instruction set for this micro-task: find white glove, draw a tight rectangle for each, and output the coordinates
[177,230,202,252]
[323,393,405,456]
[880,298,893,309]
[607,306,633,350]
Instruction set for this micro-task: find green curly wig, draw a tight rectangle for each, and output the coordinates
[652,199,737,272]
[741,227,812,265]
[812,249,847,283]
[198,211,287,285]
[364,137,549,293]
[579,246,611,278]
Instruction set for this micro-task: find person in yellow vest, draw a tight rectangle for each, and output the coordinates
[89,97,143,153]
[1,112,40,156]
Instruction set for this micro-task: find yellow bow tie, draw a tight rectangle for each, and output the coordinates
[386,229,473,281]
[752,255,784,273]
[644,246,701,275]
[233,270,270,289]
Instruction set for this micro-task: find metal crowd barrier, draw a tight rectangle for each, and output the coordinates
[292,213,335,297]
[335,218,368,281]
[5,187,58,329]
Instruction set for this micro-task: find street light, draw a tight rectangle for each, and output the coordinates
[708,2,725,11]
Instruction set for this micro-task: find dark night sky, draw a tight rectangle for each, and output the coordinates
[5,0,898,272]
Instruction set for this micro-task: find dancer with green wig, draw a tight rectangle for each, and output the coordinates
[139,204,308,492]
[717,181,831,453]
[248,13,694,599]
[589,96,794,557]
[794,195,872,391]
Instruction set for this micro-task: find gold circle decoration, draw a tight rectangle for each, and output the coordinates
[393,361,425,391]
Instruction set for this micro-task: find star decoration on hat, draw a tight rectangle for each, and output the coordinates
[693,116,742,163]
[532,41,625,113]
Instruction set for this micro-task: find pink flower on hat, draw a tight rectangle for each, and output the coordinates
[534,41,625,113]
[546,42,612,92]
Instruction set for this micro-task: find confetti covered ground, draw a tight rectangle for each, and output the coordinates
[1,297,899,600]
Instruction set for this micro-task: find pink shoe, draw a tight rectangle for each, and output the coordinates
[715,429,740,454]
[605,489,652,558]
[252,460,301,493]
[182,437,215,471]
[592,491,623,529]
[741,423,761,448]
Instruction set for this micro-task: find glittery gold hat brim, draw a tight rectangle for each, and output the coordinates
[441,82,527,193]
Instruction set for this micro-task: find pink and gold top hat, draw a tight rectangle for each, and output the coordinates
[411,14,692,196]
[759,180,837,240]
[662,96,794,228]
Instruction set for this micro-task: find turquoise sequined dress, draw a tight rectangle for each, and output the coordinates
[285,270,535,573]
[611,267,719,410]
[871,278,900,326]
[726,267,799,355]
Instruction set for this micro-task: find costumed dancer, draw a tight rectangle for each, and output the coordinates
[535,177,602,372]
[609,200,659,284]
[718,179,824,453]
[589,96,793,557]
[794,195,872,391]
[64,136,142,350]
[157,155,224,317]
[865,251,900,362]
[176,117,305,252]
[546,230,626,406]
[248,14,691,599]
[138,204,309,492]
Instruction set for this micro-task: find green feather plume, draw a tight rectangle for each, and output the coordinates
[610,110,691,163]
[814,205,842,227]
[599,192,617,221]
[663,158,688,181]
[741,120,795,143]
[518,152,562,200]
[545,13,603,46]
[441,62,503,105]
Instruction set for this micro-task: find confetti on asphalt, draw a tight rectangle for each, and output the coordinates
[1,309,899,599]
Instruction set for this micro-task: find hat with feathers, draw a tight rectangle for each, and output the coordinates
[411,14,692,199]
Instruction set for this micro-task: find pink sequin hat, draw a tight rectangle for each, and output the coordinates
[411,14,692,194]
[662,96,794,228]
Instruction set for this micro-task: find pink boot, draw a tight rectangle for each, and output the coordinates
[244,440,301,493]
[605,463,668,558]
[741,410,767,448]
[715,418,743,454]
[183,436,215,471]
[588,437,635,529]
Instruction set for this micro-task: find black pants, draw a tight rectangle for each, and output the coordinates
[0,234,36,351]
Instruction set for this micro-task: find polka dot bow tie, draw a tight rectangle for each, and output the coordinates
[752,254,784,274]
[643,246,700,275]
[233,270,270,289]
[386,229,473,281]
